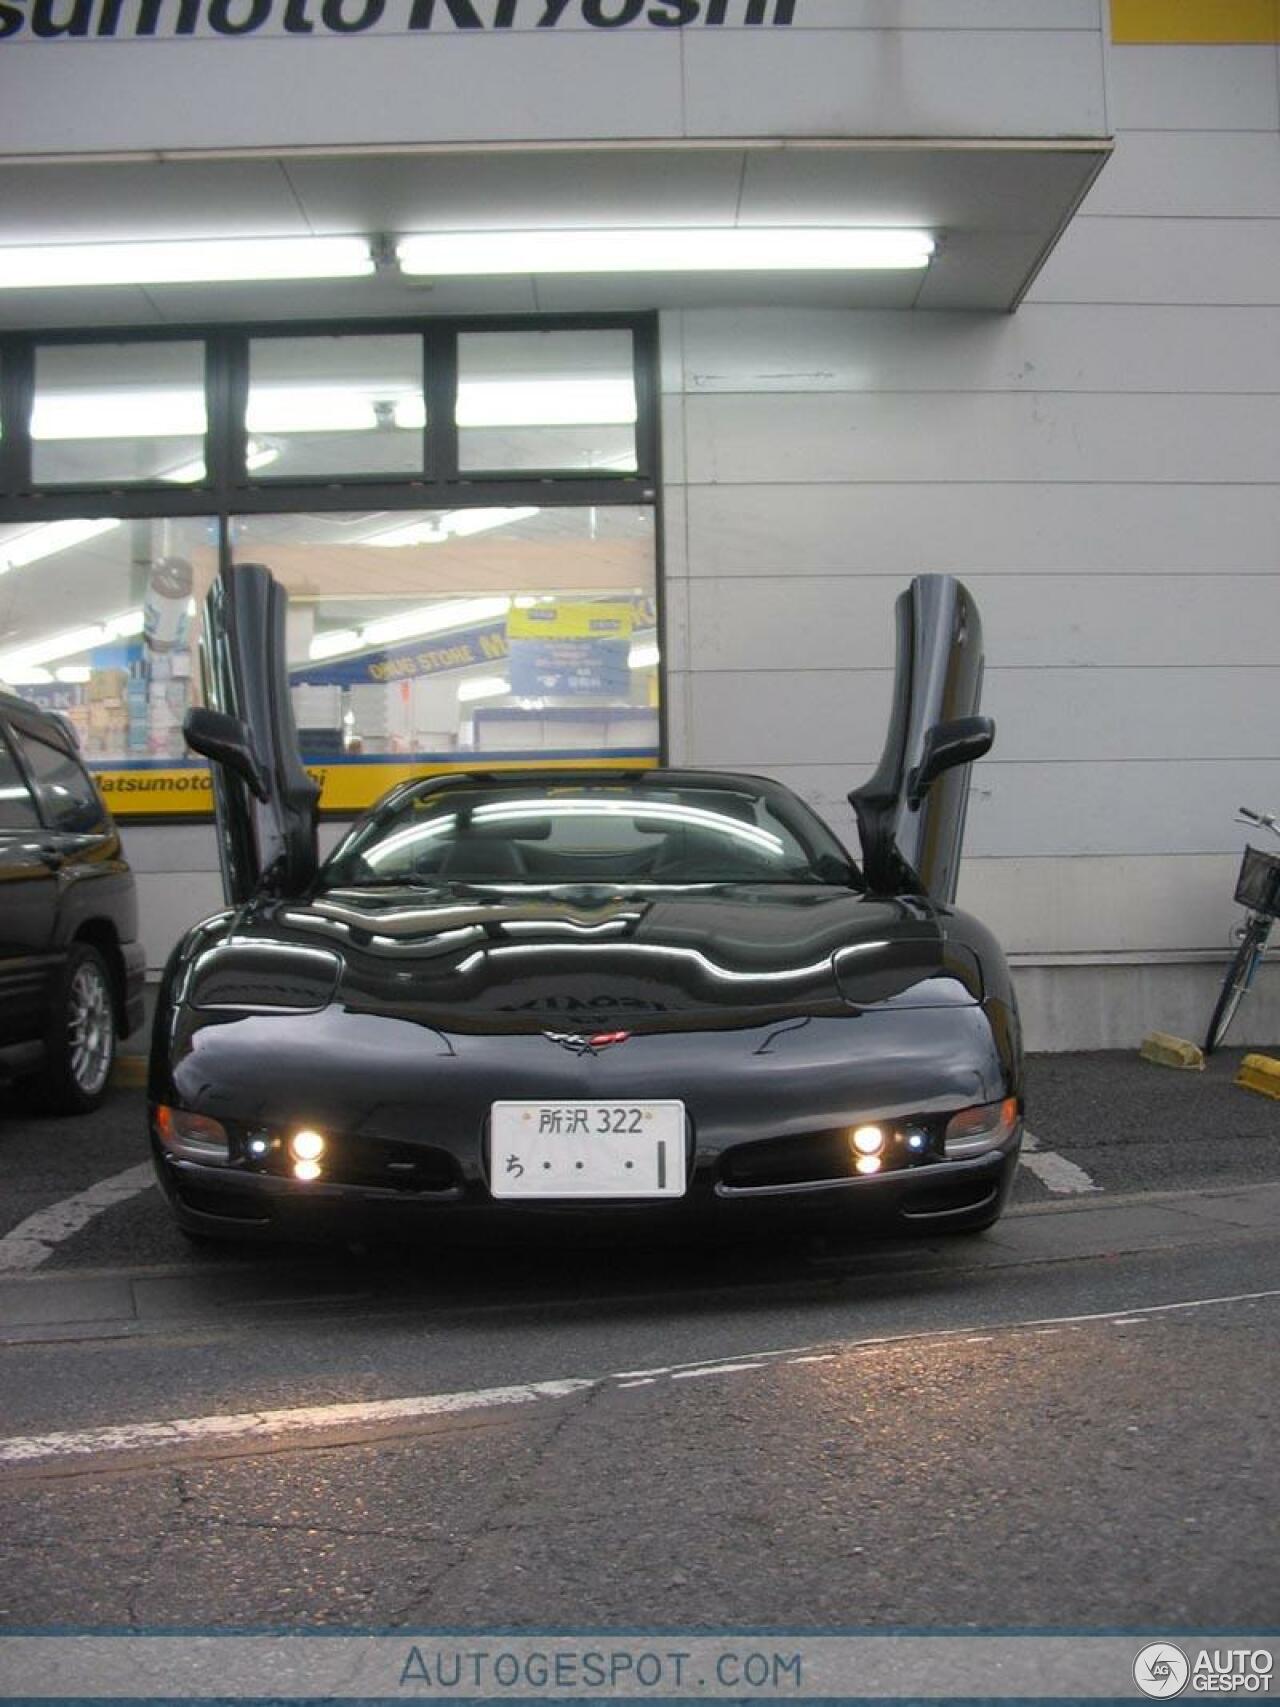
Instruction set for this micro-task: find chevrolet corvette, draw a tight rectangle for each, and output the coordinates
[148,566,1022,1243]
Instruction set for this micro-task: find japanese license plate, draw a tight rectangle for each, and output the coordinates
[489,1101,686,1199]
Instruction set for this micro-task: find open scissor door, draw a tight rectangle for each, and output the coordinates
[850,574,993,903]
[185,563,319,905]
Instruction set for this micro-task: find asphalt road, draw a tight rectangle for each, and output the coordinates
[0,1050,1276,1637]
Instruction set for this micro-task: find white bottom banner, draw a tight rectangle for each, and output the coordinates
[0,1634,1275,1700]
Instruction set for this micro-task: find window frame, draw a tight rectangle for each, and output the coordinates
[0,722,44,833]
[0,312,666,825]
[10,723,110,836]
[0,312,660,514]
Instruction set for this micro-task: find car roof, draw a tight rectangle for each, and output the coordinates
[0,688,79,754]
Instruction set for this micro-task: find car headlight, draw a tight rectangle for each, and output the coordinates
[154,1105,231,1164]
[943,1096,1019,1159]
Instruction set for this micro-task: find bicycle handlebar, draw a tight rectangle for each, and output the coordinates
[1237,806,1280,837]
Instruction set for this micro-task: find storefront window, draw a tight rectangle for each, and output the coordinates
[0,315,658,817]
[0,515,215,813]
[231,505,658,815]
[30,342,207,487]
[456,329,637,474]
[247,334,425,480]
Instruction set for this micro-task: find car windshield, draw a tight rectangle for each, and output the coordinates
[323,778,854,889]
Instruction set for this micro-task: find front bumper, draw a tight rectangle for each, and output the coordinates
[153,1134,1021,1244]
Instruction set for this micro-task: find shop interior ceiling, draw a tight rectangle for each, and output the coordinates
[0,141,1110,327]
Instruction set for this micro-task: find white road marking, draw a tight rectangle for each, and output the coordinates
[618,1378,657,1389]
[3,1288,1275,1470]
[0,1379,593,1467]
[0,1164,156,1275]
[1020,1128,1101,1195]
[671,1362,767,1381]
[787,1353,838,1365]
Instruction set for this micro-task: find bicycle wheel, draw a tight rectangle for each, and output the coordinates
[1203,915,1271,1055]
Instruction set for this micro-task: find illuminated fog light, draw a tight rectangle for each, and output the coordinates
[246,1135,270,1159]
[855,1155,882,1176]
[290,1129,326,1162]
[851,1125,885,1157]
[293,1158,323,1183]
[906,1131,927,1154]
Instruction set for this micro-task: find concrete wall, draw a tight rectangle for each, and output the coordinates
[662,31,1280,1046]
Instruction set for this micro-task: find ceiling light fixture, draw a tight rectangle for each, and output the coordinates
[0,517,120,576]
[0,236,375,290]
[367,507,540,548]
[358,596,512,650]
[0,606,143,681]
[397,227,935,277]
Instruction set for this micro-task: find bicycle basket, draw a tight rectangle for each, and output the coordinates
[1234,844,1280,918]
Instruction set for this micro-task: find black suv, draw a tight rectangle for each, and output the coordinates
[0,691,145,1112]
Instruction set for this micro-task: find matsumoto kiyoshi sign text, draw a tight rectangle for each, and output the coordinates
[0,0,796,41]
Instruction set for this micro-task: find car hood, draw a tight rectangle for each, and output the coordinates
[183,882,981,1032]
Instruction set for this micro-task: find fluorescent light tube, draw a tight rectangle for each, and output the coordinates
[0,518,120,575]
[32,391,206,441]
[457,379,635,428]
[0,606,144,679]
[246,387,384,435]
[359,596,511,649]
[457,675,510,703]
[398,227,934,277]
[0,236,374,290]
[368,508,539,548]
[309,629,363,662]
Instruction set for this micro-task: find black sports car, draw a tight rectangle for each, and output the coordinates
[149,566,1022,1244]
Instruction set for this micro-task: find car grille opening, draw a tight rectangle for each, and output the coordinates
[720,1130,859,1190]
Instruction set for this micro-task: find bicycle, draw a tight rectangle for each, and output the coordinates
[1202,805,1280,1055]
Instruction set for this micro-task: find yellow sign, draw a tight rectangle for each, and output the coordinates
[96,755,659,819]
[1111,0,1280,42]
[506,601,636,642]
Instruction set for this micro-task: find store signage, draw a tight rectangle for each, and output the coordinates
[291,619,509,688]
[0,0,795,40]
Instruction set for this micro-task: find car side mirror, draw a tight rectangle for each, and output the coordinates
[184,707,269,803]
[907,716,994,809]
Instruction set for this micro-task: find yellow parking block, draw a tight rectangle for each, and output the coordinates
[1236,1053,1280,1100]
[1139,1031,1205,1071]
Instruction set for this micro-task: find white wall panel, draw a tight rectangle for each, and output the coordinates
[1083,133,1280,218]
[677,481,1280,578]
[686,575,1280,671]
[759,2,1103,26]
[134,873,227,973]
[684,391,1280,486]
[1107,45,1280,131]
[958,854,1243,956]
[765,759,1280,859]
[677,304,1280,394]
[663,577,692,676]
[682,29,1107,139]
[0,32,688,155]
[1028,216,1280,305]
[679,666,1280,768]
[683,669,894,766]
[661,484,690,583]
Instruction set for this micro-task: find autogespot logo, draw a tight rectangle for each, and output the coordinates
[1136,1645,1191,1698]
